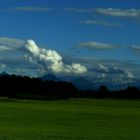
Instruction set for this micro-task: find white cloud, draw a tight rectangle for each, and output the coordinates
[64,7,140,20]
[80,19,122,27]
[25,40,87,74]
[98,64,109,72]
[0,37,87,75]
[125,71,135,79]
[0,37,24,46]
[101,73,106,79]
[95,8,140,19]
[77,41,117,50]
[90,63,135,80]
[0,37,24,52]
[0,37,137,82]
[0,46,14,52]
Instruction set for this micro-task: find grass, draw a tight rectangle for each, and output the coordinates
[0,98,140,140]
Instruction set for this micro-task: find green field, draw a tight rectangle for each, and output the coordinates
[0,98,140,140]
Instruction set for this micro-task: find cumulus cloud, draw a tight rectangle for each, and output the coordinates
[0,37,87,76]
[77,41,117,50]
[25,40,87,74]
[80,19,122,27]
[95,8,140,19]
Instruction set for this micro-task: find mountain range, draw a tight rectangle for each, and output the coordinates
[40,73,140,90]
[0,72,139,90]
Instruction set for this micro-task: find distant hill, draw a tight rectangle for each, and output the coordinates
[58,75,95,90]
[40,74,60,82]
[40,74,95,90]
[0,72,9,76]
[71,77,95,90]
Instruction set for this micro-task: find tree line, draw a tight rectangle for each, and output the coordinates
[0,75,140,100]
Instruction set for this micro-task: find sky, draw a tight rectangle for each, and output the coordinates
[0,0,140,84]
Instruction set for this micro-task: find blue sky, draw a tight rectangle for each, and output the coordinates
[0,0,140,83]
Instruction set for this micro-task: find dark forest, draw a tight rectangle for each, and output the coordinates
[0,75,140,100]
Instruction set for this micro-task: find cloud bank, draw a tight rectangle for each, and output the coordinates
[0,37,137,83]
[90,64,135,79]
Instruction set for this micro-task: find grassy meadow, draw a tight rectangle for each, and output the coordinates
[0,98,140,140]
